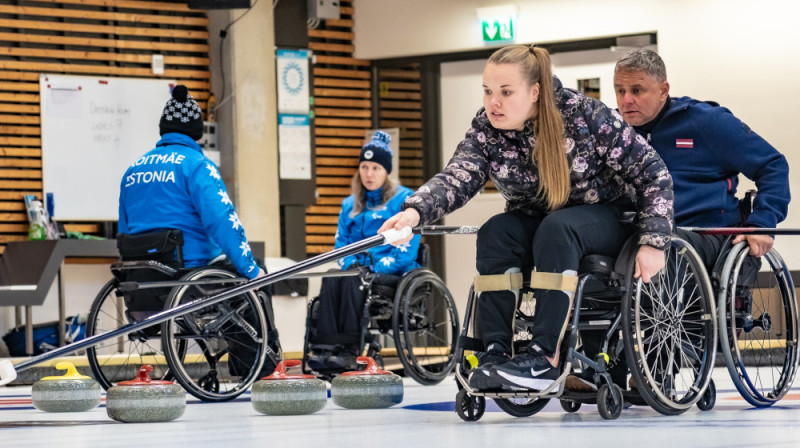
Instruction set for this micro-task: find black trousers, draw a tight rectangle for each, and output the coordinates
[476,204,633,357]
[311,274,367,350]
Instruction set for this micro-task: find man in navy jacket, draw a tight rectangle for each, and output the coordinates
[613,48,789,265]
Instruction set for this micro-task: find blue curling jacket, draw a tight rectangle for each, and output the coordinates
[336,185,421,275]
[639,97,789,228]
[118,133,260,279]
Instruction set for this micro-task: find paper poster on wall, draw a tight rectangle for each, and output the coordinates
[276,49,310,115]
[278,114,312,180]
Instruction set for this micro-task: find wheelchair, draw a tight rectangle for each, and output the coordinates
[84,230,281,402]
[714,240,799,407]
[454,235,719,421]
[302,244,460,385]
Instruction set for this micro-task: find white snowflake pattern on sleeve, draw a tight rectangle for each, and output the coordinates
[229,212,242,230]
[379,256,395,267]
[371,212,382,220]
[397,242,410,253]
[206,163,221,180]
[240,241,252,257]
[218,189,232,206]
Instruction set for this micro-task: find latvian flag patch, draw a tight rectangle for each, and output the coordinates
[676,138,694,148]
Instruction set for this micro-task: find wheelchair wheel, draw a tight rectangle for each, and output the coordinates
[597,384,623,420]
[162,268,268,402]
[392,269,459,385]
[86,279,173,390]
[560,399,581,413]
[455,388,485,422]
[696,378,716,411]
[718,245,799,407]
[622,237,717,415]
[494,397,550,417]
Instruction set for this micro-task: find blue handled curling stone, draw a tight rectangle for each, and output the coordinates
[251,359,327,415]
[331,357,403,409]
[31,361,101,412]
[105,365,186,423]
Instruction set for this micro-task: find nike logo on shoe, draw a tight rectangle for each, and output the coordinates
[530,367,551,377]
[496,370,560,392]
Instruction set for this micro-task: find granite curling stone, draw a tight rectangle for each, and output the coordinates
[32,361,101,412]
[251,359,327,415]
[331,356,403,409]
[105,365,186,423]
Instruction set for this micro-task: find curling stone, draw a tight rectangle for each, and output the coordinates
[31,361,101,412]
[105,365,185,423]
[251,359,327,415]
[331,357,403,409]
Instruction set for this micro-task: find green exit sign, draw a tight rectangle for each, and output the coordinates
[482,17,514,42]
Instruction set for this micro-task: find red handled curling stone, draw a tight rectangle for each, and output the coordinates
[105,365,186,423]
[31,361,101,412]
[251,359,327,415]
[331,357,403,409]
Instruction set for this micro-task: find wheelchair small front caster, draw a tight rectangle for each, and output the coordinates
[560,399,581,413]
[597,384,623,420]
[455,389,485,422]
[697,378,716,411]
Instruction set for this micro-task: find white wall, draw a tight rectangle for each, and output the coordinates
[356,0,800,269]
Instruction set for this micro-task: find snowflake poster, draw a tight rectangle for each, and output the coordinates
[276,49,310,115]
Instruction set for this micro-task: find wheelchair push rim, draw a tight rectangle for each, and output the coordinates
[623,237,717,415]
[718,245,800,407]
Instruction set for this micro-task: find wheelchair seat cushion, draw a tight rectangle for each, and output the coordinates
[578,255,615,276]
[371,273,402,299]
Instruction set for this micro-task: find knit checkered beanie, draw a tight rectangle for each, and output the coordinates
[359,130,393,173]
[159,84,204,141]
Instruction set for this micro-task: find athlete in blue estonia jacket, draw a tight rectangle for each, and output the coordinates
[637,96,789,228]
[118,132,260,279]
[336,185,421,275]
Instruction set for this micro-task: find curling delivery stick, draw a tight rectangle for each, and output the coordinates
[413,225,800,237]
[0,227,412,386]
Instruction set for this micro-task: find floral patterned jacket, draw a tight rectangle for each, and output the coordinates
[403,78,674,248]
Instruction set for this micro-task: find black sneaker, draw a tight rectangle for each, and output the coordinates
[491,345,561,391]
[467,345,511,391]
[307,353,328,371]
[327,353,357,370]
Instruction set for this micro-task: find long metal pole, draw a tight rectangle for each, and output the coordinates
[414,225,800,236]
[9,232,392,374]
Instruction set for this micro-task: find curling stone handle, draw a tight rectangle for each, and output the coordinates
[55,361,81,378]
[270,359,300,378]
[357,356,380,373]
[134,365,154,383]
[0,359,17,386]
[380,227,412,245]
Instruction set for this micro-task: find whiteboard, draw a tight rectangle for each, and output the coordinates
[40,74,177,221]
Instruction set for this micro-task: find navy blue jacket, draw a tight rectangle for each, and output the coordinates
[336,185,421,275]
[118,133,260,278]
[638,97,789,228]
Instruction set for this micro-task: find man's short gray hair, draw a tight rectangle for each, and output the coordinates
[614,48,667,84]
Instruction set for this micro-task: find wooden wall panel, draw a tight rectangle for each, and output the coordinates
[0,0,210,252]
[304,0,427,255]
[305,0,369,254]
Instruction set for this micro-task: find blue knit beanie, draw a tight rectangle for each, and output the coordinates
[359,131,393,174]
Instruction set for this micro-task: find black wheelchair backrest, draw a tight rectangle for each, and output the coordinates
[116,229,184,268]
[417,243,431,268]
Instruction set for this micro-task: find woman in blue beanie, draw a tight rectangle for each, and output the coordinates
[307,131,422,371]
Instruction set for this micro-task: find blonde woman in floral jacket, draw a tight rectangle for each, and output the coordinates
[379,45,673,392]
